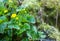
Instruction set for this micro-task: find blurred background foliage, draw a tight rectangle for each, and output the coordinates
[0,0,60,41]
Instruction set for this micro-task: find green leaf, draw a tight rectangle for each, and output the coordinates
[0,2,4,10]
[27,31,32,39]
[17,23,30,35]
[27,29,39,40]
[23,23,30,29]
[22,17,28,22]
[7,30,12,38]
[27,15,35,23]
[0,16,7,24]
[0,22,7,33]
[21,38,29,41]
[32,26,37,33]
[0,0,3,2]
[8,25,20,30]
[38,31,46,39]
[40,35,46,39]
